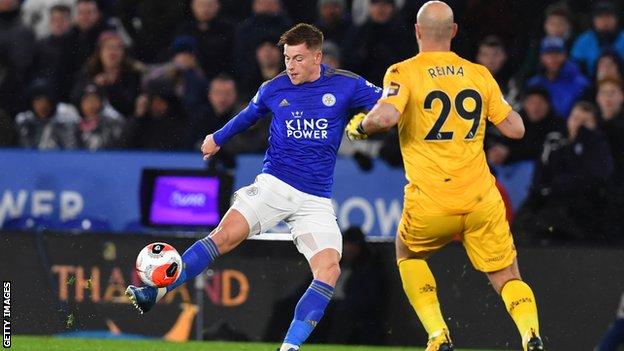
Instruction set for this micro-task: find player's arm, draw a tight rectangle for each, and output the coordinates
[202,85,269,160]
[346,102,400,139]
[494,110,525,140]
[346,65,408,140]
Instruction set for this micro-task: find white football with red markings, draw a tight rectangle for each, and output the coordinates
[135,242,182,288]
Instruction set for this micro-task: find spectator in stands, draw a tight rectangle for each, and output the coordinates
[21,0,74,39]
[15,79,79,149]
[240,36,284,101]
[581,50,624,102]
[175,0,235,80]
[487,87,565,165]
[595,51,624,82]
[315,0,352,48]
[217,0,250,23]
[185,74,239,150]
[0,0,36,79]
[515,2,573,85]
[475,35,514,96]
[513,101,613,243]
[31,5,76,102]
[596,78,624,239]
[0,107,14,146]
[526,36,589,119]
[321,40,341,69]
[72,31,144,117]
[234,0,292,82]
[596,78,624,181]
[144,35,208,124]
[0,47,23,116]
[74,83,124,150]
[344,0,415,86]
[115,0,186,63]
[122,80,187,150]
[571,1,624,76]
[68,0,110,73]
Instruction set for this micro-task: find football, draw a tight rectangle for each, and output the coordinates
[135,242,182,288]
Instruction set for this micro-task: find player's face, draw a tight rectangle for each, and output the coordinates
[284,43,322,85]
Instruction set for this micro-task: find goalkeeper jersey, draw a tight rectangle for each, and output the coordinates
[379,51,512,213]
[214,64,381,198]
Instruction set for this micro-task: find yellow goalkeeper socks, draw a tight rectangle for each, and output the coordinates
[500,280,540,341]
[398,258,448,338]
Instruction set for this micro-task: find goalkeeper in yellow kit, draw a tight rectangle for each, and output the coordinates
[346,2,544,351]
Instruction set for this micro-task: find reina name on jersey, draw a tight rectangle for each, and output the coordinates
[427,65,465,78]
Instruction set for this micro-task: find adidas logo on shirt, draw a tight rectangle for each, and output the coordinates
[279,99,290,107]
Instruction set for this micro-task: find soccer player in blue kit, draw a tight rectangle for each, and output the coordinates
[126,23,382,351]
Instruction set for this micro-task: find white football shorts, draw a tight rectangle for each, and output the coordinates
[231,173,342,261]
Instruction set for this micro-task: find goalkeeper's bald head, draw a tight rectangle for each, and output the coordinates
[416,1,455,43]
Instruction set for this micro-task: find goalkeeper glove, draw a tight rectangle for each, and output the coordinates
[345,113,368,140]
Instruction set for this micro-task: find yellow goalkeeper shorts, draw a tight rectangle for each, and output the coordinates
[398,197,516,273]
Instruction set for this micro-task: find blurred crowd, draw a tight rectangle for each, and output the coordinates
[0,0,623,242]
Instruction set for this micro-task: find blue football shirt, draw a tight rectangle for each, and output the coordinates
[214,64,382,198]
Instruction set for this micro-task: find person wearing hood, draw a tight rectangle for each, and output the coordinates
[75,83,124,150]
[571,0,624,76]
[15,79,79,149]
[526,36,589,119]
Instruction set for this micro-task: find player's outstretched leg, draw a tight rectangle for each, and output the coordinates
[399,258,453,351]
[278,249,340,351]
[127,209,250,314]
[488,259,543,351]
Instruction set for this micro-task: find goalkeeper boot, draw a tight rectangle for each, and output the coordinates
[426,329,454,351]
[126,285,157,314]
[523,329,545,351]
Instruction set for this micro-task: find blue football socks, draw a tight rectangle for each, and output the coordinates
[167,236,220,292]
[283,279,334,347]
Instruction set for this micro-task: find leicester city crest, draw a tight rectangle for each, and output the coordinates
[322,93,336,107]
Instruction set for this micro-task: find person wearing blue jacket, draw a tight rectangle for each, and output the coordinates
[570,1,624,75]
[527,36,589,119]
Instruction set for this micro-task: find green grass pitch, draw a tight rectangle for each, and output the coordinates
[11,336,498,351]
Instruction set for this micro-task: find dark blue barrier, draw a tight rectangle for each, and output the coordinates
[0,149,204,232]
[0,149,533,237]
